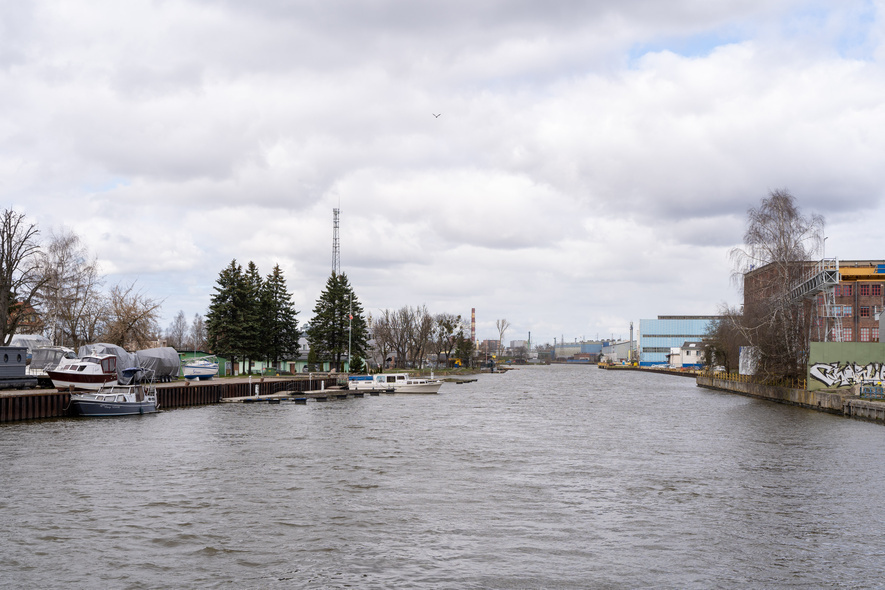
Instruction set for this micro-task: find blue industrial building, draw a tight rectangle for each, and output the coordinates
[639,316,720,367]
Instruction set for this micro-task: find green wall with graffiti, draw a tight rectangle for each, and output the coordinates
[807,342,885,390]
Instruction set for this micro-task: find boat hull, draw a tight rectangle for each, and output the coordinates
[71,399,158,416]
[183,362,219,380]
[47,372,116,391]
[394,381,443,394]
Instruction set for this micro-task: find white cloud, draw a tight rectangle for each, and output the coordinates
[0,0,882,345]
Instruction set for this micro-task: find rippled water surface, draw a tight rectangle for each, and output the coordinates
[3,365,885,588]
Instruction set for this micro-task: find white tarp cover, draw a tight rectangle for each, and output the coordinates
[30,347,76,370]
[136,347,181,378]
[10,334,51,352]
[78,343,139,373]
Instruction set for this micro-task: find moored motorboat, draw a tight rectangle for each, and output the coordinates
[47,354,118,391]
[348,373,443,394]
[69,368,159,417]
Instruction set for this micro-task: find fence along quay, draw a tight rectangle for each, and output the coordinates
[0,375,339,423]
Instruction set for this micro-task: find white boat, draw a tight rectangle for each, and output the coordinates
[47,354,118,391]
[182,356,219,380]
[70,368,158,417]
[348,373,443,394]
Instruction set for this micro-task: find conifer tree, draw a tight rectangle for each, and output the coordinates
[307,272,369,372]
[206,260,249,372]
[259,264,301,369]
[242,261,264,372]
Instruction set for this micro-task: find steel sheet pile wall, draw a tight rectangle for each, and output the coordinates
[1,377,340,423]
[156,384,221,409]
[0,392,72,422]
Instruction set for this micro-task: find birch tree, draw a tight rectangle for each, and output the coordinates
[729,189,825,381]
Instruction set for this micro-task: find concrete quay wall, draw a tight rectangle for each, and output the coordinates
[697,374,885,424]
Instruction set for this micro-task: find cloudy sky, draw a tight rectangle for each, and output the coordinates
[3,0,884,346]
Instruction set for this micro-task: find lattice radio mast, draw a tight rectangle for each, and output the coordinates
[332,208,341,276]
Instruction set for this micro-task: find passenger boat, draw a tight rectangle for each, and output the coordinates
[69,368,159,417]
[47,354,118,391]
[182,356,219,380]
[348,373,443,394]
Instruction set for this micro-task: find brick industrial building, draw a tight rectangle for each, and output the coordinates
[744,259,885,343]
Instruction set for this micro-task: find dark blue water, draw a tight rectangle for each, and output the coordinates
[2,365,884,588]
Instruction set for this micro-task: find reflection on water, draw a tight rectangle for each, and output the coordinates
[2,365,884,588]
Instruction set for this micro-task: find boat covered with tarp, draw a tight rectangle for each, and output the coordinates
[10,334,52,361]
[135,347,181,382]
[27,346,78,386]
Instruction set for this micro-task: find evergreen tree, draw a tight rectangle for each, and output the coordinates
[206,260,249,372]
[454,329,475,368]
[259,264,301,369]
[243,261,264,372]
[307,273,369,372]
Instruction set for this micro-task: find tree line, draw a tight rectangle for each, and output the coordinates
[1,209,163,349]
[370,307,475,368]
[206,260,302,372]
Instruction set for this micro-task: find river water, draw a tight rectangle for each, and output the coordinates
[2,365,885,589]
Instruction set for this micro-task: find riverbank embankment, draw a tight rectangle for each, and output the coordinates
[598,364,698,378]
[0,375,338,423]
[696,373,885,423]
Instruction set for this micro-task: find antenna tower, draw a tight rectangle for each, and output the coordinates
[332,208,341,275]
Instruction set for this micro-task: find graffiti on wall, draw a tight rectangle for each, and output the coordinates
[809,362,885,388]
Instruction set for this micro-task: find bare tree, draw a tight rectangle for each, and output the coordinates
[704,304,746,373]
[0,209,47,345]
[408,306,434,368]
[369,311,393,369]
[389,306,414,368]
[191,313,207,351]
[165,310,189,350]
[496,318,511,357]
[432,313,461,368]
[729,190,825,381]
[39,228,104,348]
[101,281,163,349]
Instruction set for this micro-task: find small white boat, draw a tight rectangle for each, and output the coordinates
[182,356,219,380]
[47,354,118,391]
[70,368,158,417]
[348,373,443,394]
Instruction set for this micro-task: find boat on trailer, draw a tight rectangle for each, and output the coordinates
[348,373,443,394]
[182,356,219,380]
[69,368,159,417]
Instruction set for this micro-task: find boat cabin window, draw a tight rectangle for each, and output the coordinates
[77,365,87,372]
[116,395,125,402]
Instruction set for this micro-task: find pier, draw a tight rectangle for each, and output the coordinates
[0,375,339,423]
